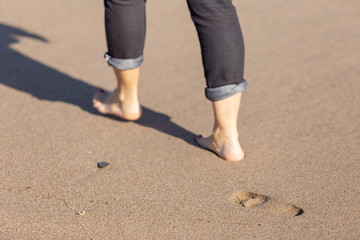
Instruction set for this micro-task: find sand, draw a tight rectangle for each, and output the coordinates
[0,0,359,239]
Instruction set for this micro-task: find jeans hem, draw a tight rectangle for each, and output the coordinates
[205,80,247,101]
[104,53,143,70]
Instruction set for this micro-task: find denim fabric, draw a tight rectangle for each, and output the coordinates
[104,53,143,70]
[104,0,247,101]
[104,0,146,60]
[205,79,247,101]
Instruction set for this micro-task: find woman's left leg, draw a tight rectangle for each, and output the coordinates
[93,0,146,121]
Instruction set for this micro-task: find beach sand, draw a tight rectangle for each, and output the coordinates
[0,0,359,239]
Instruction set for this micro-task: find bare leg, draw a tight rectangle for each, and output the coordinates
[196,92,244,161]
[93,67,142,121]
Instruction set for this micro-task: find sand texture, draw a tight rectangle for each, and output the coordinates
[0,0,359,239]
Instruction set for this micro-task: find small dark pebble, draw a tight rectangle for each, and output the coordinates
[97,161,110,168]
[295,208,304,216]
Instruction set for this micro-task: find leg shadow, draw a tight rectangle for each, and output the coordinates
[0,23,198,147]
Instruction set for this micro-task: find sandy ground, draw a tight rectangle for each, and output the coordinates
[0,0,359,239]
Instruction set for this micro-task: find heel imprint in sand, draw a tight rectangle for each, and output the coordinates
[230,191,303,217]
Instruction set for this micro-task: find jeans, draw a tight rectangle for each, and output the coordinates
[104,0,247,101]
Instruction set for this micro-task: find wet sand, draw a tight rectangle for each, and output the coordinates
[0,0,359,239]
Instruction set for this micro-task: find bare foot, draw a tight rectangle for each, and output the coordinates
[92,88,142,121]
[195,133,244,161]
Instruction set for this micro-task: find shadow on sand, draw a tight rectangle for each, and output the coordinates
[0,23,197,147]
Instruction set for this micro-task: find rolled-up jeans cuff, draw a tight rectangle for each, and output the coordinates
[205,79,248,101]
[104,53,143,70]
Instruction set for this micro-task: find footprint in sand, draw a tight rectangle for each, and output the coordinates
[230,191,303,217]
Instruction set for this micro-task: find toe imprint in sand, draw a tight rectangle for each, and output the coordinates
[230,191,303,217]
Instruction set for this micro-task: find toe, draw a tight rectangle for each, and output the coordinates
[93,99,101,108]
[195,134,211,150]
[93,90,109,103]
[195,134,203,145]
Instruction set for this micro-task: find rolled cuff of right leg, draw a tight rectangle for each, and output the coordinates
[205,80,248,101]
[104,53,143,70]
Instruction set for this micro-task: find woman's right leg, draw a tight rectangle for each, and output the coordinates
[93,0,146,121]
[187,0,246,161]
[196,92,244,161]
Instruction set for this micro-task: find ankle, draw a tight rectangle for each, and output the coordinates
[213,127,239,141]
[120,93,138,104]
[117,88,138,103]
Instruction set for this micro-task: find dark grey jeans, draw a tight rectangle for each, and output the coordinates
[104,0,247,101]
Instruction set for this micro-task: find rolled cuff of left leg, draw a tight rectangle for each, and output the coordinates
[104,53,143,70]
[205,79,248,101]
